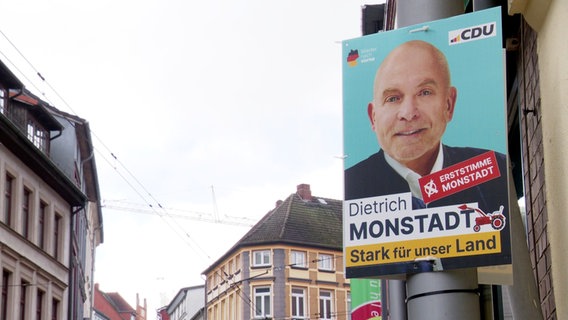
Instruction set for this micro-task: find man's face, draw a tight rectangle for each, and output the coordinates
[368,42,456,173]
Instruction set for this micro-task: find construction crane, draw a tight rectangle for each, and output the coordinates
[102,199,257,227]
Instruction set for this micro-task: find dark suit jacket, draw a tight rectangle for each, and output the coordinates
[345,145,508,213]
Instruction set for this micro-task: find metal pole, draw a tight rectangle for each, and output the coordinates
[387,279,407,320]
[396,0,464,28]
[407,268,480,320]
[473,0,500,11]
[392,2,481,320]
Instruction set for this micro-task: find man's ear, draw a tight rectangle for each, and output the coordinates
[367,103,376,130]
[446,87,457,121]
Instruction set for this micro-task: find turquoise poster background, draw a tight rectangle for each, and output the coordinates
[342,7,506,169]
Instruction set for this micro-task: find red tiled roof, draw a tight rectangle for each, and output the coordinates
[94,284,136,320]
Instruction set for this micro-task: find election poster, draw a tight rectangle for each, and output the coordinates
[342,7,511,279]
[350,278,382,320]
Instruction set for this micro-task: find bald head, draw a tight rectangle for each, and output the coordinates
[367,40,457,175]
[374,40,452,99]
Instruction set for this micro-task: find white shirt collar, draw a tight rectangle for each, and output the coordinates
[384,144,444,200]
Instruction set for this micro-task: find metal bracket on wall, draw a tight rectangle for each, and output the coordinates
[523,98,540,116]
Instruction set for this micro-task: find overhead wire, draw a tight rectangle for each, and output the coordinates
[0,26,214,264]
[2,28,356,319]
[94,148,212,261]
[207,253,347,319]
[0,47,48,102]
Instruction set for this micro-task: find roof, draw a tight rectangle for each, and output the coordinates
[94,284,136,320]
[166,285,205,313]
[0,60,23,88]
[0,109,87,207]
[203,188,342,273]
[105,292,136,314]
[9,88,63,130]
[0,62,87,207]
[240,193,343,248]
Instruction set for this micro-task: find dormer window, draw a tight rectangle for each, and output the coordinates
[27,120,48,153]
[5,89,62,154]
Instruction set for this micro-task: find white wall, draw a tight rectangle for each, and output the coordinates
[536,1,568,319]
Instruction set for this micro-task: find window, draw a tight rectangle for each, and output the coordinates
[53,213,62,259]
[291,250,307,268]
[27,121,48,153]
[94,313,106,320]
[252,250,271,267]
[22,188,31,239]
[2,270,11,320]
[36,290,45,320]
[39,201,47,249]
[292,287,306,319]
[220,265,226,282]
[229,293,235,320]
[318,253,334,271]
[253,286,271,318]
[4,174,14,226]
[52,298,59,320]
[20,280,28,320]
[319,290,333,320]
[234,254,241,273]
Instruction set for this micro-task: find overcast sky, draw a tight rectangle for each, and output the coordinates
[1,0,382,314]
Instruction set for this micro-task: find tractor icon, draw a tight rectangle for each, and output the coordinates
[458,204,506,232]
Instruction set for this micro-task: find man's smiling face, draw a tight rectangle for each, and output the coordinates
[368,40,457,175]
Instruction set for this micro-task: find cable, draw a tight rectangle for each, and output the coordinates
[206,253,348,319]
[1,21,356,320]
[0,28,75,114]
[0,27,216,265]
[0,48,48,101]
[94,148,212,262]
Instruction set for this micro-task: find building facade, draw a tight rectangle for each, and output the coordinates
[203,184,350,320]
[157,306,170,320]
[508,1,568,318]
[0,59,103,319]
[166,285,205,320]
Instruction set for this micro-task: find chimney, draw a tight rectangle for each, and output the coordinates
[297,183,312,201]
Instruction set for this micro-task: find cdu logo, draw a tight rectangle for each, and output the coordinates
[449,22,497,45]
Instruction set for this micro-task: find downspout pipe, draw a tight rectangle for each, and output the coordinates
[68,205,86,319]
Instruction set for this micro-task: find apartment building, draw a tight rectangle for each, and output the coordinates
[166,285,205,320]
[0,59,102,319]
[203,184,350,320]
